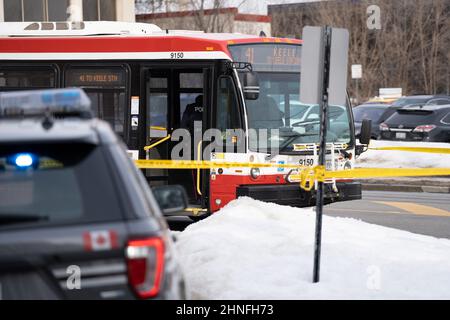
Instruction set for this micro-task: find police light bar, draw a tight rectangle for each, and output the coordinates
[0,88,92,118]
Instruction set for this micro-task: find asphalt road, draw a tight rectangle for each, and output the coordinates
[168,191,450,239]
[325,190,450,239]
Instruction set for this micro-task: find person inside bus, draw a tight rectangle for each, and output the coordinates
[181,94,204,131]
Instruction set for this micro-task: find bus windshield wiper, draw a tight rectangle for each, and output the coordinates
[265,132,317,160]
[266,132,308,160]
[0,214,49,226]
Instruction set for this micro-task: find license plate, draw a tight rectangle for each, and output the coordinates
[396,132,406,139]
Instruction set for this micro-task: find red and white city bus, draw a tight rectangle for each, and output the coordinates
[0,21,362,216]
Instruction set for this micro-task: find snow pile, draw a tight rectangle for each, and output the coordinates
[175,198,450,299]
[356,140,450,168]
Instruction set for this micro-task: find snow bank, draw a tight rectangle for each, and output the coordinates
[356,140,450,168]
[175,198,450,299]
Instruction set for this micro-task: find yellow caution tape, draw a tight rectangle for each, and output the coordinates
[298,165,326,191]
[136,159,450,176]
[135,159,304,169]
[369,146,450,154]
[135,160,450,188]
[134,160,450,192]
[290,167,450,183]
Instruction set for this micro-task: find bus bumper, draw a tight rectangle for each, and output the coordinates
[236,181,362,208]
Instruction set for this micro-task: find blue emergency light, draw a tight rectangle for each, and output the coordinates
[14,153,34,168]
[6,153,38,169]
[0,88,92,118]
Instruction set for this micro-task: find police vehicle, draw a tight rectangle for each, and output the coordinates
[0,88,187,299]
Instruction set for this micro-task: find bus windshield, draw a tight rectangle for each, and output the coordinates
[229,43,352,153]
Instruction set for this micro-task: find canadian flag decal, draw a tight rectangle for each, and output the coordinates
[83,230,118,251]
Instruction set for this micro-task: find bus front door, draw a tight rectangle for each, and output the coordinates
[143,65,212,210]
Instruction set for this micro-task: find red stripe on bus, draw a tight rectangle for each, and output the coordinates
[0,36,301,54]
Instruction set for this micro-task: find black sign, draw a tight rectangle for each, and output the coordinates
[66,69,125,87]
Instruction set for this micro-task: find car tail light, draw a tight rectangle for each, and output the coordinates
[413,125,436,133]
[126,237,164,299]
[379,123,389,131]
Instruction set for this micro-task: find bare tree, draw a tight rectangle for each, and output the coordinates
[188,0,248,32]
[137,0,249,32]
[270,0,450,100]
[135,0,182,13]
[135,0,163,13]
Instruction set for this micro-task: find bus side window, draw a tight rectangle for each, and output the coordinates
[87,91,126,135]
[148,75,168,137]
[64,66,127,138]
[0,67,57,89]
[216,76,241,140]
[179,72,203,129]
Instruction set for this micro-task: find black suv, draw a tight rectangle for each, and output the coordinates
[379,105,450,142]
[0,89,187,299]
[378,95,450,125]
[353,103,391,139]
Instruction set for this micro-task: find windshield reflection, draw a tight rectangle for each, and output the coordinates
[244,72,352,152]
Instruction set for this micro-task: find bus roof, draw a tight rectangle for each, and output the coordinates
[0,21,301,61]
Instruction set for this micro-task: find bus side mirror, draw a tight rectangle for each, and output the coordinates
[359,119,372,145]
[152,185,188,215]
[243,72,259,100]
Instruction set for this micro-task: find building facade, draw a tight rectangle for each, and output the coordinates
[0,0,135,22]
[136,7,271,36]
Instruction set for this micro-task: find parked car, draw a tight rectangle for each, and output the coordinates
[425,97,450,106]
[379,104,450,142]
[378,95,450,125]
[353,103,391,139]
[363,97,398,105]
[0,89,187,299]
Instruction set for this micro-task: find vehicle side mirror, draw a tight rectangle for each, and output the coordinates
[359,119,372,145]
[243,71,259,100]
[152,185,188,215]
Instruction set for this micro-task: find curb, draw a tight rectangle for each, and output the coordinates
[361,179,450,194]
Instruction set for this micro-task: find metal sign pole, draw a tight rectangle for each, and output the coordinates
[300,25,349,283]
[313,25,332,283]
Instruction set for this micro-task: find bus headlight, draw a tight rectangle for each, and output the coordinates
[250,167,260,179]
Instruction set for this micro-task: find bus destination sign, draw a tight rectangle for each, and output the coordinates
[229,44,301,72]
[67,69,124,87]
